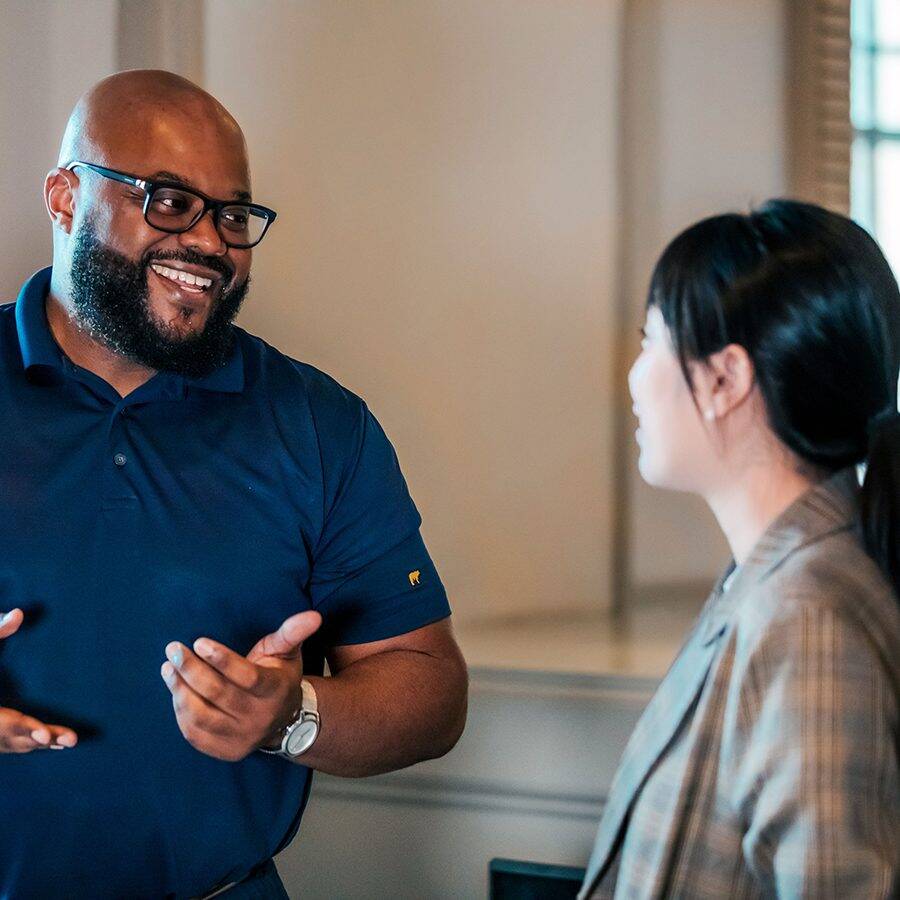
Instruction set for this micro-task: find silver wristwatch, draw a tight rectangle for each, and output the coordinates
[260,678,320,759]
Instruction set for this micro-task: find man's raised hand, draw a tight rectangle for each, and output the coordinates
[160,611,322,762]
[0,609,78,753]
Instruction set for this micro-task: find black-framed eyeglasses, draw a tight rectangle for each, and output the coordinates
[64,160,277,249]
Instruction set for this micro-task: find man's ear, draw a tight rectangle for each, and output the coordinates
[44,167,79,233]
[693,344,755,423]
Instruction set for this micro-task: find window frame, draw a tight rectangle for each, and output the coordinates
[851,0,900,260]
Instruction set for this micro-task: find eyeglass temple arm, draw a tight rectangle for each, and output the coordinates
[63,160,149,191]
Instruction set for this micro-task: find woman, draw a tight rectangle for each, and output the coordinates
[580,200,899,899]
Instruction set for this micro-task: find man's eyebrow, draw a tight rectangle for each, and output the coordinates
[147,170,253,202]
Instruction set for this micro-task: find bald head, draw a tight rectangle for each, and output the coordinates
[45,70,259,378]
[58,69,248,177]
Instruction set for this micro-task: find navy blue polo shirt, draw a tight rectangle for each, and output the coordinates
[0,268,450,898]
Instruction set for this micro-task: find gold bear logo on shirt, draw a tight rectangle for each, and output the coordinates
[408,570,421,586]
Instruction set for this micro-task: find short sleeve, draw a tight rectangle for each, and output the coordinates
[725,602,899,898]
[307,397,450,646]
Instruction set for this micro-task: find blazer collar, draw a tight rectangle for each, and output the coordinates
[701,467,859,645]
[580,469,861,899]
[579,605,722,897]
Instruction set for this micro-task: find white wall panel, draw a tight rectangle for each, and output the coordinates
[277,668,656,899]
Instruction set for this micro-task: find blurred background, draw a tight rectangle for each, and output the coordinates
[0,1,890,896]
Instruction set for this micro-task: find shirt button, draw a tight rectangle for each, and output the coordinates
[113,453,127,467]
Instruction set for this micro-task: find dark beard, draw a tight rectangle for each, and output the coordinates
[68,223,249,378]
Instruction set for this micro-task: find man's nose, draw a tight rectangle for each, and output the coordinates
[177,209,228,257]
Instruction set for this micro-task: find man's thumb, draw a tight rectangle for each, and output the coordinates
[247,610,322,662]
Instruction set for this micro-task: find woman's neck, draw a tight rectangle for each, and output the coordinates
[705,457,822,565]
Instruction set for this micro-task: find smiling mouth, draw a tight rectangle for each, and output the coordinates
[150,263,216,294]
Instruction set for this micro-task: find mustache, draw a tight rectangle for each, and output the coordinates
[143,248,234,281]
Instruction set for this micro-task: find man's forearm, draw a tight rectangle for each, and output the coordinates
[297,648,468,777]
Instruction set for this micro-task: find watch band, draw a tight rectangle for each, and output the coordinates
[300,678,318,717]
[260,678,320,758]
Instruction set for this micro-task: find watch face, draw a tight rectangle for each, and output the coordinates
[285,720,318,756]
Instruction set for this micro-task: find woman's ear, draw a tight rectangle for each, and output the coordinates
[692,344,755,423]
[44,168,79,234]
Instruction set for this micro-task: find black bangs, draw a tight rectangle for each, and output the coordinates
[645,199,899,470]
[647,212,767,388]
[645,198,900,597]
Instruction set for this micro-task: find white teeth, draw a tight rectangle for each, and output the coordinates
[150,263,213,289]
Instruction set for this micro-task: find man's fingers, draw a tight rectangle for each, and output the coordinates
[247,610,322,662]
[191,638,263,693]
[160,662,237,742]
[35,724,78,749]
[0,608,24,639]
[0,610,77,754]
[0,708,77,753]
[164,643,243,716]
[8,711,48,746]
[45,726,78,748]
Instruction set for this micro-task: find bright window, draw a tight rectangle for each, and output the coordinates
[852,0,900,274]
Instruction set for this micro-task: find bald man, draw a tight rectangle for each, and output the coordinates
[0,70,467,898]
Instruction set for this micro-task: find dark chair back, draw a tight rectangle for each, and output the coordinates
[489,858,584,899]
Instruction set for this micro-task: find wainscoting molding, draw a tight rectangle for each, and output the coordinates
[277,667,658,899]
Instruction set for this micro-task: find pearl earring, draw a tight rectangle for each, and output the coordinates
[704,408,715,422]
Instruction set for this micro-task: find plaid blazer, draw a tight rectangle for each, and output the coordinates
[580,469,899,899]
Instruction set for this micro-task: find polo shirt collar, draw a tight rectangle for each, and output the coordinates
[15,266,245,394]
[16,267,63,372]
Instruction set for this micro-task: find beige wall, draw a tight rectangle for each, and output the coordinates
[205,0,625,620]
[0,1,117,300]
[621,0,787,590]
[204,0,787,615]
[0,0,788,622]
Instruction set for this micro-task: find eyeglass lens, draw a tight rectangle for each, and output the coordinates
[147,186,268,247]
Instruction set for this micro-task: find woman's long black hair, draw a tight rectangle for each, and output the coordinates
[648,199,900,595]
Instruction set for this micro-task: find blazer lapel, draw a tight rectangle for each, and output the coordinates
[578,599,725,897]
[579,468,860,898]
